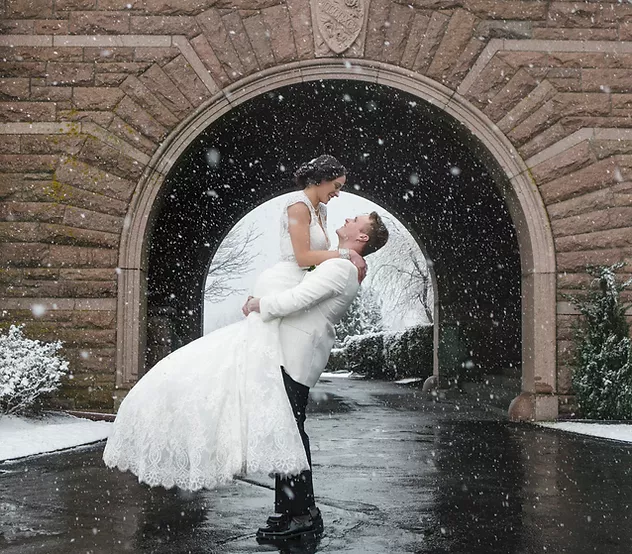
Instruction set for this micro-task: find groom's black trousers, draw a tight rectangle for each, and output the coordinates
[275,368,315,516]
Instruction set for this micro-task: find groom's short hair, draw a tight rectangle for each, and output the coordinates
[363,212,389,255]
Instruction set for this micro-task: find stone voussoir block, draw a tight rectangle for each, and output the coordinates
[547,188,614,220]
[54,156,135,202]
[20,135,86,156]
[162,55,213,107]
[508,99,559,147]
[222,11,259,75]
[107,115,159,156]
[119,74,180,127]
[381,3,417,66]
[114,95,169,142]
[196,8,246,80]
[242,13,276,69]
[530,140,597,185]
[130,15,201,37]
[285,0,313,60]
[411,11,450,74]
[466,56,517,110]
[62,205,124,233]
[138,64,193,117]
[427,9,479,84]
[73,87,125,110]
[190,33,231,87]
[261,4,297,65]
[77,137,144,180]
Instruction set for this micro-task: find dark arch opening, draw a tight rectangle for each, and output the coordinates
[146,80,521,385]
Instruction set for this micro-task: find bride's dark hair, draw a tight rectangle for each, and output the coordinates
[294,155,346,188]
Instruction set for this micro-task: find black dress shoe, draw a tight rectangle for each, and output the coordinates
[265,513,289,528]
[257,509,323,541]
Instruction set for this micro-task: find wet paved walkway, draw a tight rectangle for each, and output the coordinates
[1,378,632,554]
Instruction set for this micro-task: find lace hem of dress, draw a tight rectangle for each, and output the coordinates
[102,315,310,492]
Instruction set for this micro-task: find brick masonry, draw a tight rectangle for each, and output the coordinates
[1,0,632,414]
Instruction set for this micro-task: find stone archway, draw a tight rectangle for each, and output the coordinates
[117,60,556,421]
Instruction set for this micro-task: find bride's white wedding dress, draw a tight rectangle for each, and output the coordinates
[103,192,330,491]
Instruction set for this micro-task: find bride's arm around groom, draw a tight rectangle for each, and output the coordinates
[245,212,389,389]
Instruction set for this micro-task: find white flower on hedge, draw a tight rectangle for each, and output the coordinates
[0,325,69,416]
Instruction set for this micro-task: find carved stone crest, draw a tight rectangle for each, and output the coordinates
[313,0,365,54]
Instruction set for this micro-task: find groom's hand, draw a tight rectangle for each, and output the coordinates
[242,296,254,316]
[246,297,261,314]
[349,250,367,283]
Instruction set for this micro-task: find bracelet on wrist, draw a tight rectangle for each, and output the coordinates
[338,248,351,260]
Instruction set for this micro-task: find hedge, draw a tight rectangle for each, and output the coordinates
[327,325,433,380]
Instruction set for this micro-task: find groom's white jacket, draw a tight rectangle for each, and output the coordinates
[259,258,360,388]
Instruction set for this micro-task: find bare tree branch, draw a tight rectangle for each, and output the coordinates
[204,223,262,303]
[367,223,434,325]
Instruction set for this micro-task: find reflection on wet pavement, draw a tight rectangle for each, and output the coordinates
[1,378,632,553]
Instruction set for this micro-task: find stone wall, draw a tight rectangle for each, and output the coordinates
[1,0,632,413]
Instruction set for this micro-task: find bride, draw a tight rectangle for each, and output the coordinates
[103,155,364,491]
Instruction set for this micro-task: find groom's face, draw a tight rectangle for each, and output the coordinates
[338,215,371,243]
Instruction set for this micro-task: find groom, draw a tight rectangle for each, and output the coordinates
[244,211,389,541]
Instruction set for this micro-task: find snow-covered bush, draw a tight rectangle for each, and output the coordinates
[569,264,632,420]
[383,325,433,379]
[0,325,69,416]
[343,332,386,375]
[327,325,433,380]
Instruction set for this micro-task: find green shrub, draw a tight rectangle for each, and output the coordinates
[570,263,632,420]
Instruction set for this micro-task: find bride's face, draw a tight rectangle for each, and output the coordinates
[317,175,346,204]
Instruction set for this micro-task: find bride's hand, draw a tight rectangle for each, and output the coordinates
[242,296,253,317]
[349,250,367,283]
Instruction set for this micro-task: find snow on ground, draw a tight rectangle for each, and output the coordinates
[2,404,632,465]
[0,413,111,462]
[321,371,357,379]
[536,421,632,444]
[394,377,423,384]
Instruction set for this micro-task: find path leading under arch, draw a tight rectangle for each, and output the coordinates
[2,379,630,553]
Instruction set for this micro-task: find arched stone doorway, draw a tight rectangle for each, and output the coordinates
[117,61,556,420]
